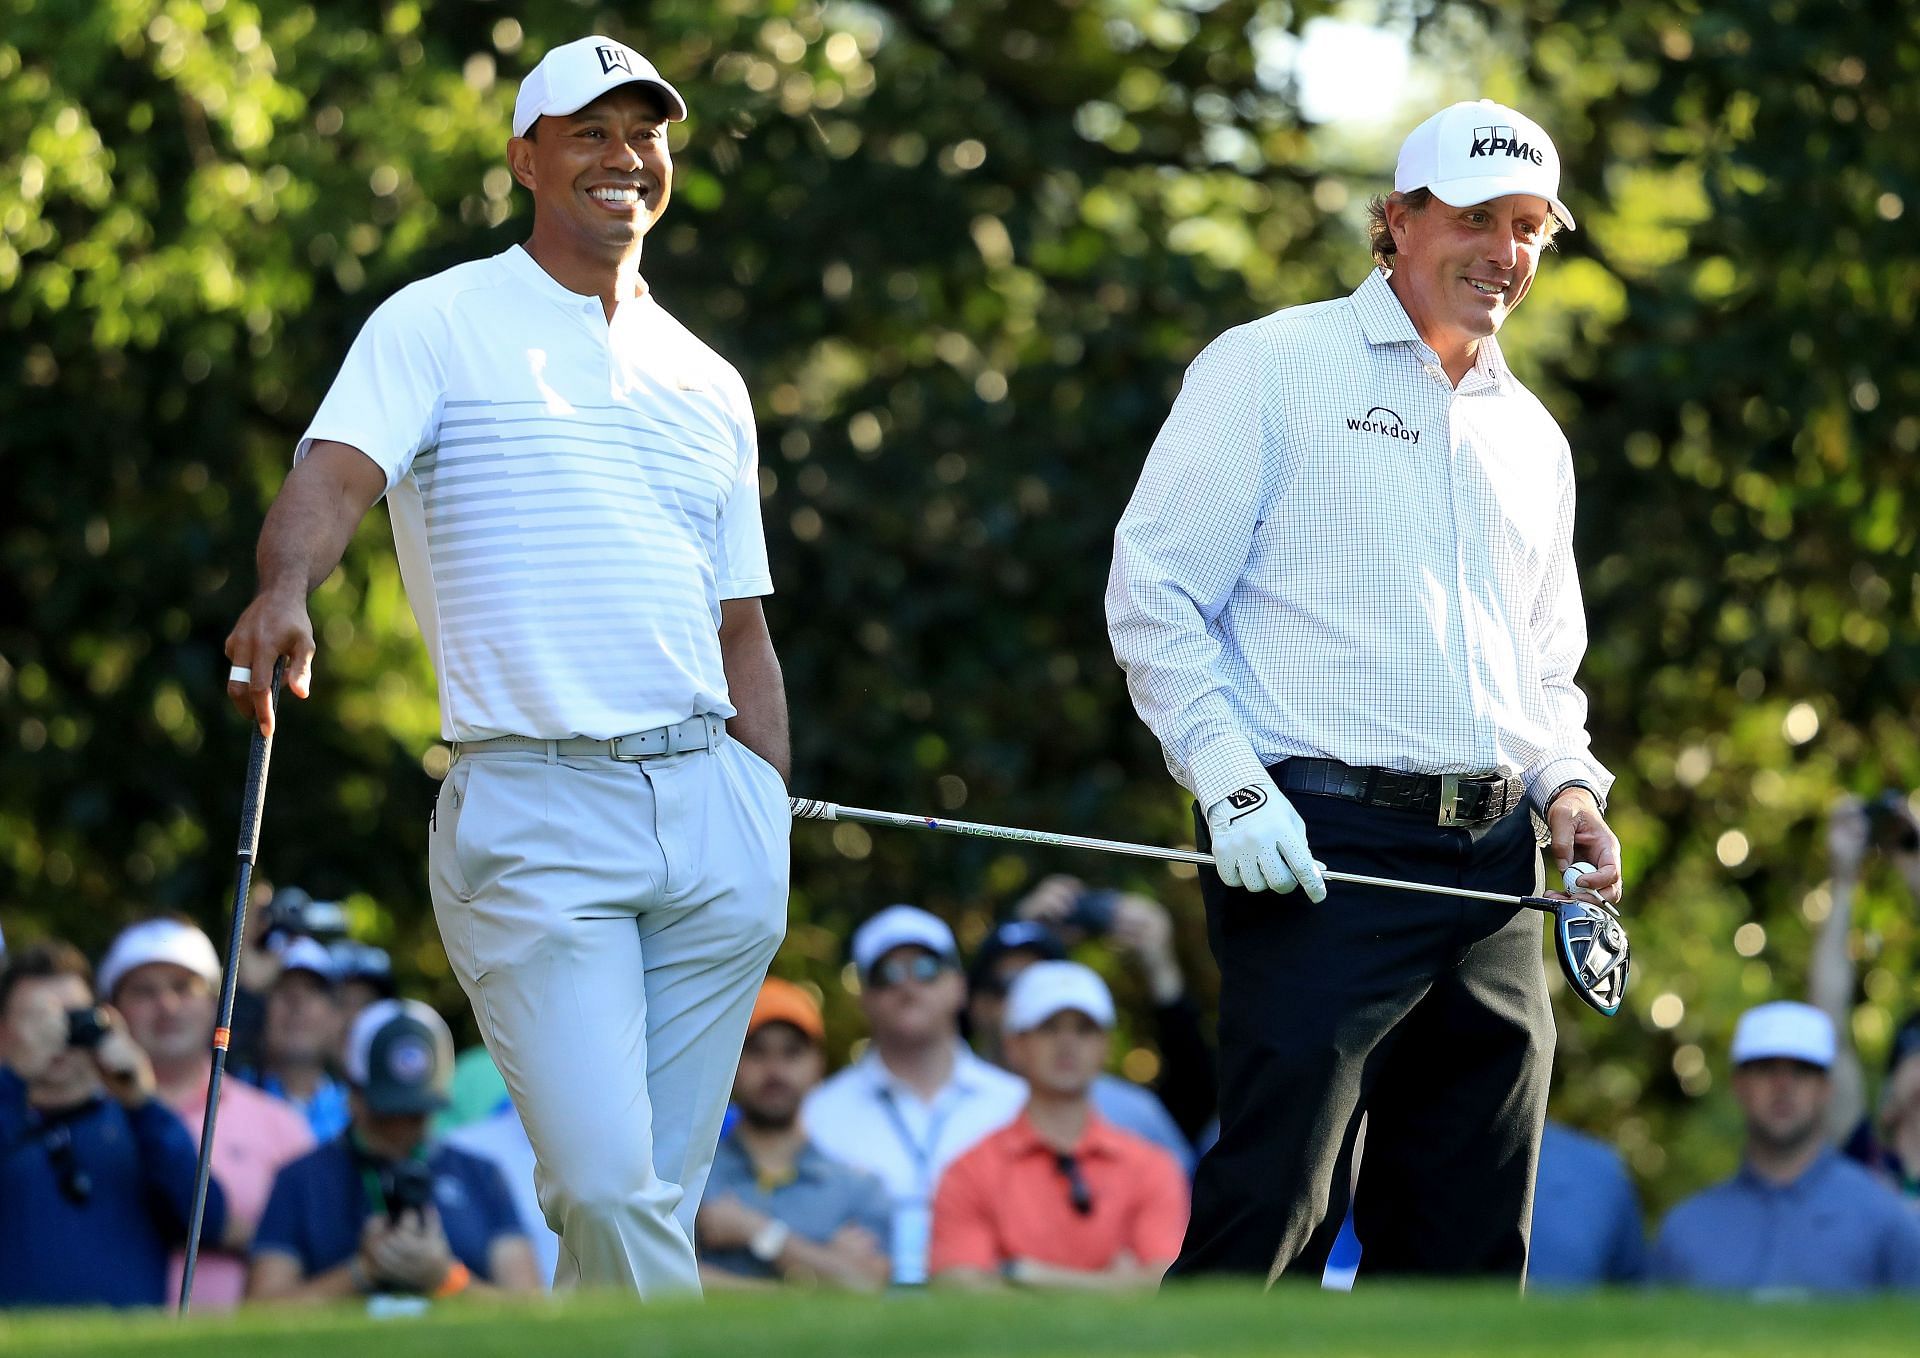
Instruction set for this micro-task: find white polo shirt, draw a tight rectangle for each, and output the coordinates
[298,245,772,741]
[801,1044,1026,1284]
[1107,268,1613,813]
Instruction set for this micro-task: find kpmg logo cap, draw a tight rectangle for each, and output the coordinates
[1394,99,1573,230]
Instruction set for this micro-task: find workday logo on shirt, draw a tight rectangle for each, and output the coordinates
[1347,406,1420,445]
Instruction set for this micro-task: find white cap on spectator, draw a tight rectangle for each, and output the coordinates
[851,905,959,978]
[276,935,338,984]
[1394,98,1574,230]
[98,919,222,1000]
[1004,961,1116,1035]
[512,35,688,137]
[1731,1001,1836,1069]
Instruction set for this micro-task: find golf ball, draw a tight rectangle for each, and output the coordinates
[1563,862,1597,894]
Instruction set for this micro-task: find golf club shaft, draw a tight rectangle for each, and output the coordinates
[180,663,283,1314]
[789,798,1545,910]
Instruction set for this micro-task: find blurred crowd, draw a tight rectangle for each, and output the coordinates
[3,792,1919,1311]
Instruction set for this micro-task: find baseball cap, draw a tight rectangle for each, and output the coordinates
[512,35,688,138]
[1394,99,1574,231]
[968,919,1067,993]
[98,919,221,1001]
[1730,1001,1836,1069]
[1004,961,1116,1036]
[344,999,456,1114]
[748,978,825,1042]
[330,941,397,997]
[851,905,960,979]
[276,935,339,985]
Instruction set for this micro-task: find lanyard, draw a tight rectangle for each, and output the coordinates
[874,1086,954,1201]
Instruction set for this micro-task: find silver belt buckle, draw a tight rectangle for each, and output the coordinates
[1436,773,1462,827]
[608,730,662,762]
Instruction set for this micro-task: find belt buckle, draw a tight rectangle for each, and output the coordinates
[608,733,652,762]
[1436,773,1462,827]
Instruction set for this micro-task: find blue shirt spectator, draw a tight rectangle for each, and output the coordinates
[702,1134,894,1280]
[253,1133,526,1282]
[1530,1121,1646,1286]
[254,1070,352,1143]
[0,1072,229,1308]
[1652,1149,1920,1293]
[0,942,228,1309]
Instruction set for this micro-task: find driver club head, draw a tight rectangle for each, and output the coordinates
[1551,898,1631,1017]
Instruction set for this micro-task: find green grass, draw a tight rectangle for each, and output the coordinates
[3,1286,1919,1358]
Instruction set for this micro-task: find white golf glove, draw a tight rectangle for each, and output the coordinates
[1206,783,1327,901]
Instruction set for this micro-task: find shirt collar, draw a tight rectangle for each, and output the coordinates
[861,1041,998,1101]
[1352,268,1515,394]
[503,244,650,310]
[1736,1146,1838,1194]
[1003,1107,1125,1160]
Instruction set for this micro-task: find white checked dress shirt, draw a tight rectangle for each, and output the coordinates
[1106,268,1613,816]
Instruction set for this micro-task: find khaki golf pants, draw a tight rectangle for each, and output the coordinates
[429,735,789,1297]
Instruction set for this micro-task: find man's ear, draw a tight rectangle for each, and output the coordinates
[507,136,538,193]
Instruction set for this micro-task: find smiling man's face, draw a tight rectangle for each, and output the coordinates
[1385,192,1550,364]
[510,83,673,256]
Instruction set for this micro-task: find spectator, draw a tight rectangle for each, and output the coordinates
[804,906,1026,1284]
[1813,793,1920,1202]
[929,962,1188,1289]
[0,940,227,1308]
[101,919,315,1309]
[1651,1001,1920,1293]
[1528,1120,1646,1287]
[242,937,351,1142]
[330,942,398,1032]
[697,979,892,1290]
[248,999,539,1301]
[968,901,1195,1170]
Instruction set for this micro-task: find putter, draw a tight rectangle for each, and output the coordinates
[790,797,1631,1017]
[179,660,285,1313]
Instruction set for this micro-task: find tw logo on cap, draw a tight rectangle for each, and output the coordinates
[596,44,634,76]
[1469,125,1545,166]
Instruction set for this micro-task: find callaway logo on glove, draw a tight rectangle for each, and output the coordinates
[1206,784,1327,900]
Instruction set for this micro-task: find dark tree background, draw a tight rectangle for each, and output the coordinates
[4,0,1915,1210]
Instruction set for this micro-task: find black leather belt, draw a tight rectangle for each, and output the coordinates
[1273,758,1524,828]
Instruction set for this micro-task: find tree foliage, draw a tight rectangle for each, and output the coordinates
[4,0,1916,1214]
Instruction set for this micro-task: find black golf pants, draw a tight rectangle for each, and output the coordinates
[1168,782,1554,1285]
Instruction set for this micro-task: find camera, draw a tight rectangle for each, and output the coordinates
[383,1158,437,1224]
[263,886,351,944]
[1062,888,1119,937]
[66,1006,110,1050]
[1866,790,1920,853]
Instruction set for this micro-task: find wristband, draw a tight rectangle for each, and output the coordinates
[1544,780,1603,813]
[432,1260,472,1298]
[748,1218,791,1264]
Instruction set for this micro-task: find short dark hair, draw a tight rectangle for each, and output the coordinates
[1367,188,1433,268]
[0,941,94,1018]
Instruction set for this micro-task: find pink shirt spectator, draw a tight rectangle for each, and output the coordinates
[164,1071,315,1308]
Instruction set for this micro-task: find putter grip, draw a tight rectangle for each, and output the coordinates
[235,661,286,859]
[789,797,837,821]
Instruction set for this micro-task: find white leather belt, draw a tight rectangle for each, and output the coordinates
[453,714,725,762]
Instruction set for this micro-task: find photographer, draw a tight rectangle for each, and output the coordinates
[247,999,538,1302]
[1812,792,1920,1200]
[0,941,228,1308]
[979,875,1218,1152]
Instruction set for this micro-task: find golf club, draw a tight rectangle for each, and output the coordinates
[789,796,1631,1017]
[179,659,285,1314]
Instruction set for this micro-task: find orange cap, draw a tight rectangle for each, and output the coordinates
[748,977,824,1042]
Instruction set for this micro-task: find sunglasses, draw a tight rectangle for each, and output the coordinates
[869,954,951,991]
[43,1124,92,1207]
[1053,1151,1095,1216]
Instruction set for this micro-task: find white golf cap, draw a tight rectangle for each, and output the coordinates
[98,919,222,1000]
[1730,1001,1836,1069]
[276,935,338,984]
[512,35,688,138]
[1394,99,1574,231]
[343,999,456,1114]
[1004,960,1116,1036]
[851,904,959,978]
